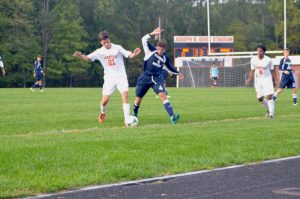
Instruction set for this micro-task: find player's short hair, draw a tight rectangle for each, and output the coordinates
[283,48,290,52]
[37,55,43,59]
[256,44,266,53]
[99,31,110,41]
[157,39,167,49]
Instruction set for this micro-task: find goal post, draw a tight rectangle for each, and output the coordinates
[175,56,253,88]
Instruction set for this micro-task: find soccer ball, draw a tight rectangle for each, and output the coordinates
[125,115,138,127]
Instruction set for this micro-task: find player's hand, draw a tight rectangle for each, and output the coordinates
[168,71,173,76]
[178,73,184,80]
[245,79,251,85]
[283,70,290,75]
[150,27,164,36]
[72,51,81,57]
[133,48,141,56]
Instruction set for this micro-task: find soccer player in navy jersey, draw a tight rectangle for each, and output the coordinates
[30,55,44,92]
[133,27,184,124]
[273,49,297,105]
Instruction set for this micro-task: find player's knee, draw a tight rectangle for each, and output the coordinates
[158,92,167,100]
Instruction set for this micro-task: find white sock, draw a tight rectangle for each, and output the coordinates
[274,92,278,97]
[123,103,130,121]
[293,94,297,99]
[101,104,107,114]
[262,99,269,111]
[268,100,275,116]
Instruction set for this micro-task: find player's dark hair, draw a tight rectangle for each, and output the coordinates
[157,39,167,49]
[99,31,110,41]
[256,44,266,53]
[283,48,290,52]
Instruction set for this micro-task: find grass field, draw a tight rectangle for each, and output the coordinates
[0,87,299,198]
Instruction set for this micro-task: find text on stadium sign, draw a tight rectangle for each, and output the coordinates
[174,36,234,43]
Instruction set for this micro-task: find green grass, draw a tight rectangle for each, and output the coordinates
[0,88,299,198]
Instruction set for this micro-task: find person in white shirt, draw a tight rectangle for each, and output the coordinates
[0,54,6,76]
[73,31,141,125]
[245,44,277,118]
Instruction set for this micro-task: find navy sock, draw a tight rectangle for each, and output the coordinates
[39,84,43,90]
[293,97,297,104]
[133,104,140,117]
[32,83,38,89]
[163,99,174,117]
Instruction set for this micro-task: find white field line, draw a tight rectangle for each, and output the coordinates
[24,155,300,199]
[2,114,300,138]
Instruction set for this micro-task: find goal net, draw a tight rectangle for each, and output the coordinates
[175,56,252,87]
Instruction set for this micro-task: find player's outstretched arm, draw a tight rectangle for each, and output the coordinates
[72,51,91,62]
[165,58,184,80]
[128,48,141,59]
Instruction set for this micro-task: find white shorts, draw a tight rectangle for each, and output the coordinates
[102,75,129,96]
[0,61,3,68]
[255,77,274,98]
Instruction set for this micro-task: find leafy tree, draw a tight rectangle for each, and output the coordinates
[47,0,89,87]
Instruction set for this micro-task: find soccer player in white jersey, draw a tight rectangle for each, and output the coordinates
[0,54,6,76]
[73,31,141,125]
[245,44,277,118]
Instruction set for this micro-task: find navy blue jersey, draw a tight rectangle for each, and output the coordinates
[161,67,169,80]
[279,58,293,72]
[34,60,43,75]
[142,34,179,77]
[279,57,295,88]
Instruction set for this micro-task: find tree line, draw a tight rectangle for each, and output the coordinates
[0,0,299,88]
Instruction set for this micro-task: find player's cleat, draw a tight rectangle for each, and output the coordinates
[155,95,159,99]
[98,113,105,123]
[265,111,270,117]
[293,103,298,106]
[170,113,180,124]
[272,96,277,101]
[30,88,35,92]
[39,89,44,92]
[268,114,274,119]
[167,95,171,99]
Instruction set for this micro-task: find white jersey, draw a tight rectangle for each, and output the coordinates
[250,55,274,79]
[87,43,131,77]
[0,55,3,68]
